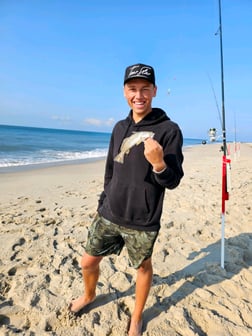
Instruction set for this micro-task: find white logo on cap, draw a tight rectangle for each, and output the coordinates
[128,65,152,78]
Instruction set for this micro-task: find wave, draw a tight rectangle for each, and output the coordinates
[0,148,108,168]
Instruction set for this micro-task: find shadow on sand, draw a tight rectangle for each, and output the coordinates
[70,233,252,334]
[143,232,252,333]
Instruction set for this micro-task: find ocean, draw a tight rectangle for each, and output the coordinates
[0,124,203,172]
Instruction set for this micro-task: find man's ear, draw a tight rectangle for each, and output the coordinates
[153,85,157,97]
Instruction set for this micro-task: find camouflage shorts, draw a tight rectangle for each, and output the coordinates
[85,214,158,269]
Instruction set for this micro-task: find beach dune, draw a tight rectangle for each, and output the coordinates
[0,143,251,335]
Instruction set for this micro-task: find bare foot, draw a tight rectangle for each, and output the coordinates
[68,295,96,314]
[128,318,143,336]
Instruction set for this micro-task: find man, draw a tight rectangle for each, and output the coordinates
[69,63,184,336]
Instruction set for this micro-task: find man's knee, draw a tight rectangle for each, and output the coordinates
[81,253,102,270]
[138,258,152,273]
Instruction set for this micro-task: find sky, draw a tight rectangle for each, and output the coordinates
[0,0,251,141]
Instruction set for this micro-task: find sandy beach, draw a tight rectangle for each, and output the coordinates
[0,142,251,336]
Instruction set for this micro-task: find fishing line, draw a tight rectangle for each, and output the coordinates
[206,72,223,130]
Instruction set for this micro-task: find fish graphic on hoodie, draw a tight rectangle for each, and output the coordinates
[114,131,154,164]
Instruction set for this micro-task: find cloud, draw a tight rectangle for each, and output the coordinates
[84,117,115,127]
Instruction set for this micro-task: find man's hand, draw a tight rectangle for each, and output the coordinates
[144,138,166,172]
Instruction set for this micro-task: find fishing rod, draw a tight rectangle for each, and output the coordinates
[217,0,227,156]
[216,0,230,269]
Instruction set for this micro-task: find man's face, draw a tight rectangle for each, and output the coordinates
[124,78,157,122]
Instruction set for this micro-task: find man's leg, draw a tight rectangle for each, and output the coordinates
[128,258,153,336]
[69,252,103,313]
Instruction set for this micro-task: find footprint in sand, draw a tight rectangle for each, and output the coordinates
[10,238,26,261]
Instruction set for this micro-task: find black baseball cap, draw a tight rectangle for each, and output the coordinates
[124,63,156,86]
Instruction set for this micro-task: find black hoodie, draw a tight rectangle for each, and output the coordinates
[98,108,184,232]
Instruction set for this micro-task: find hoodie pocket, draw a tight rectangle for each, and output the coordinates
[106,177,157,223]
